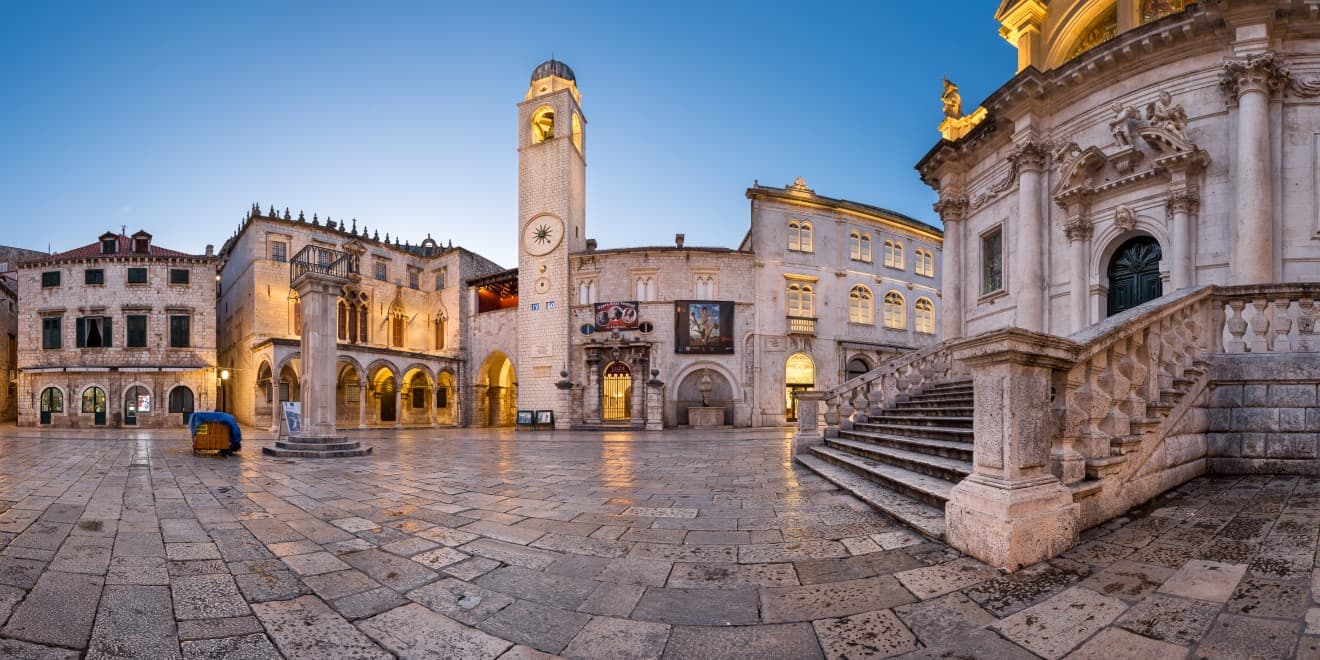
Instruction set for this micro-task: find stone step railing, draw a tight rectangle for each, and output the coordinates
[819,340,965,436]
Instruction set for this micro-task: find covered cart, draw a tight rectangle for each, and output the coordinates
[189,412,242,457]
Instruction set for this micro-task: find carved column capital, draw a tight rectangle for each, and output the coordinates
[933,192,970,223]
[1220,52,1287,102]
[1007,140,1051,173]
[1063,216,1093,242]
[1166,191,1200,216]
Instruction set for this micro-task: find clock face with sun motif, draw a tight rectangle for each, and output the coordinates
[522,215,565,257]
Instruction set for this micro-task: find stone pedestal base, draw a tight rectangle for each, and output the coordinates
[264,434,373,458]
[688,407,724,429]
[945,474,1079,571]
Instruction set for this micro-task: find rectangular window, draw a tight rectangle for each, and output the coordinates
[126,267,147,284]
[75,316,112,348]
[270,241,287,263]
[41,271,60,288]
[411,387,426,409]
[169,269,190,285]
[42,318,61,349]
[408,269,420,290]
[169,315,190,348]
[101,238,117,254]
[982,228,1003,295]
[126,315,148,348]
[84,269,104,285]
[375,262,388,282]
[434,269,447,290]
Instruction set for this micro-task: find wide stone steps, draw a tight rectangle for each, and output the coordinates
[796,453,947,541]
[797,377,975,543]
[837,429,973,462]
[824,437,972,483]
[811,444,956,505]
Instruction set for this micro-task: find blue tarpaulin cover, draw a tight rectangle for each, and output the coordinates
[188,412,242,452]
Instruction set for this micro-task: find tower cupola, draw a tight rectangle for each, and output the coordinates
[526,58,581,103]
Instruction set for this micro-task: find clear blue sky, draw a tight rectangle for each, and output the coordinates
[1,1,1011,266]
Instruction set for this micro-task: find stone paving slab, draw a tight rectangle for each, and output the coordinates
[0,431,1318,658]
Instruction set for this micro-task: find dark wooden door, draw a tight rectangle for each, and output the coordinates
[1107,237,1163,316]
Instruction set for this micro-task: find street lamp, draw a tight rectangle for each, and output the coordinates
[217,368,231,413]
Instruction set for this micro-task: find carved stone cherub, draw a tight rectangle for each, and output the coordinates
[1108,101,1140,147]
[1146,91,1189,141]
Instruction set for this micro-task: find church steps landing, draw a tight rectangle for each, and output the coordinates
[797,376,975,541]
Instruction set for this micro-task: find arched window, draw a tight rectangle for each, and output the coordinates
[337,301,348,341]
[883,291,906,329]
[884,240,904,270]
[915,297,936,334]
[849,232,871,262]
[787,282,815,317]
[434,317,446,350]
[392,312,406,348]
[694,275,716,300]
[358,304,369,344]
[531,106,555,143]
[788,220,813,252]
[915,248,935,277]
[848,285,873,324]
[635,276,655,302]
[290,292,301,336]
[571,112,583,152]
[167,386,193,414]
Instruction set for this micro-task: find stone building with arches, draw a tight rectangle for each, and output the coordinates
[15,231,218,428]
[216,210,503,432]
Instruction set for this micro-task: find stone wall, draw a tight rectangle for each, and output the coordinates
[0,281,16,421]
[1205,354,1320,475]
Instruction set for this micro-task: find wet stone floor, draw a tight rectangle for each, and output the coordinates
[0,427,1315,658]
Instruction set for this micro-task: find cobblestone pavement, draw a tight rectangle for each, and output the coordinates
[0,426,1316,659]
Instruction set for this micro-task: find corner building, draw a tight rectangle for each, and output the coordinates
[17,231,218,428]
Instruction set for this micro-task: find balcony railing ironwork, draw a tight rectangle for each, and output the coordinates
[290,244,351,285]
[787,316,817,335]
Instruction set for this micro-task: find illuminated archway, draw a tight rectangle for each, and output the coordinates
[784,353,815,422]
[477,352,517,427]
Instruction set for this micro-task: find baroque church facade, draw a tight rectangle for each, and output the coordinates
[213,60,944,431]
[795,0,1320,571]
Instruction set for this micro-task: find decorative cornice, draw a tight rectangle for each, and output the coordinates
[1220,52,1288,103]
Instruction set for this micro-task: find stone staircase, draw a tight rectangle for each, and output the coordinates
[263,435,373,458]
[797,379,974,541]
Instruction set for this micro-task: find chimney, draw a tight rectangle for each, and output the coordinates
[585,239,597,252]
[675,233,685,249]
[205,244,214,257]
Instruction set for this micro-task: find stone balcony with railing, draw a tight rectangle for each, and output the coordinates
[795,282,1320,570]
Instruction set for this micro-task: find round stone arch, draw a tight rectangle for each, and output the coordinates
[671,362,739,427]
[120,381,153,425]
[400,364,436,425]
[1091,216,1169,319]
[335,355,366,382]
[1043,0,1117,70]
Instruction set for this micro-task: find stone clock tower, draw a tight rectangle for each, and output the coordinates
[517,59,586,423]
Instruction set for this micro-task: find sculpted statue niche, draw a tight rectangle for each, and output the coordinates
[1108,101,1140,148]
[1146,91,1189,141]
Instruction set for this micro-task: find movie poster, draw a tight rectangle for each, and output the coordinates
[674,301,734,354]
[594,301,640,330]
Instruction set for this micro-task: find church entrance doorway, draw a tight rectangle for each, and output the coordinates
[602,362,632,422]
[785,353,815,422]
[1107,236,1163,317]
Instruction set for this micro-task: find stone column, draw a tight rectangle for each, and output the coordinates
[946,329,1081,571]
[792,391,826,455]
[1064,217,1093,333]
[645,373,664,432]
[1167,192,1198,290]
[933,192,968,340]
[357,381,366,429]
[1010,141,1050,332]
[291,273,347,439]
[1223,54,1283,284]
[393,387,403,429]
[584,353,602,424]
